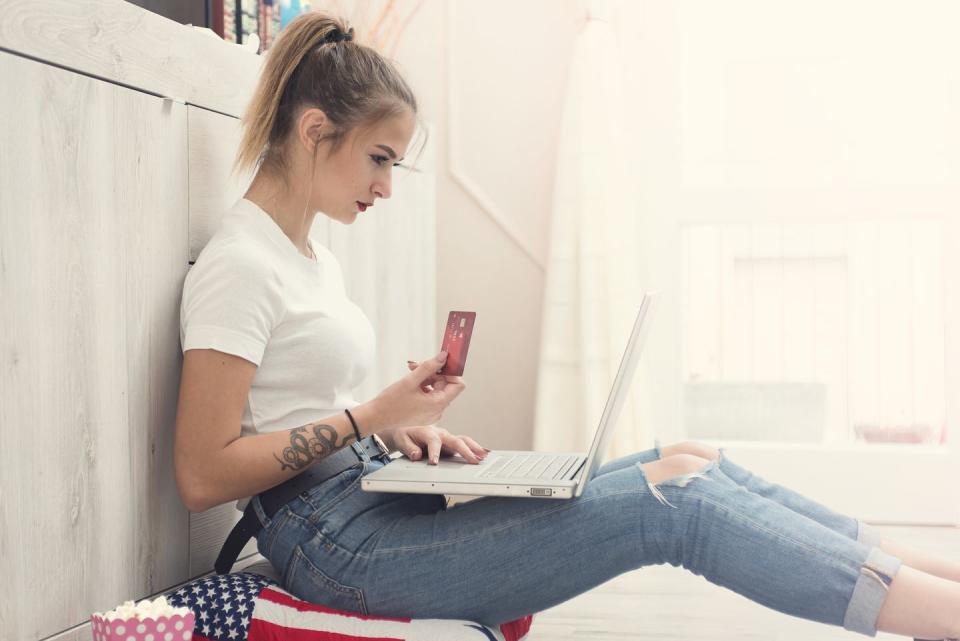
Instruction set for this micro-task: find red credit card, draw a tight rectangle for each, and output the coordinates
[438,311,476,376]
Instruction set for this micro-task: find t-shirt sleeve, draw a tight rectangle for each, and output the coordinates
[179,249,285,367]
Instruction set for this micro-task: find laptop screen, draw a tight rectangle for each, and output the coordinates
[577,291,659,490]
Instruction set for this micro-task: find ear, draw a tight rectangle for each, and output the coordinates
[297,107,328,154]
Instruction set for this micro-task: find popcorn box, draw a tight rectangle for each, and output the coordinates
[89,612,195,641]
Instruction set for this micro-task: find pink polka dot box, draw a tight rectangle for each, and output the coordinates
[89,610,195,641]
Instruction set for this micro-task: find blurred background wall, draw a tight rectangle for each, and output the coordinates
[137,0,960,521]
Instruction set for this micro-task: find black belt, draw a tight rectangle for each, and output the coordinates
[214,433,392,575]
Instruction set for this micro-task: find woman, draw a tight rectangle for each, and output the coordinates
[174,11,960,640]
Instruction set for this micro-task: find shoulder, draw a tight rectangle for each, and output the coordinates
[187,235,283,292]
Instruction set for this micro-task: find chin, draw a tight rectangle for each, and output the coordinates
[328,209,355,225]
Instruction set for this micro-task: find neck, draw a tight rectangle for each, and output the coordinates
[244,173,319,257]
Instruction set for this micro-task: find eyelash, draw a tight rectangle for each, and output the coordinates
[371,155,401,168]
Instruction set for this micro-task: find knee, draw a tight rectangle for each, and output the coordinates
[641,453,713,485]
[660,440,720,463]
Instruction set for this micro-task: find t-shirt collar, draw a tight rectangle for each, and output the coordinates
[235,197,319,265]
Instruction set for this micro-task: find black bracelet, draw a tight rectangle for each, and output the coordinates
[344,408,362,441]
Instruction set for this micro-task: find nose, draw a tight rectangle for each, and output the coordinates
[374,175,391,201]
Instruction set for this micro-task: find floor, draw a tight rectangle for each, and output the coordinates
[525,525,960,640]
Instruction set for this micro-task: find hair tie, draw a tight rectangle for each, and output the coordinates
[344,408,362,441]
[324,27,354,45]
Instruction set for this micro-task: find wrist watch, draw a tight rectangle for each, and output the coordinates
[372,432,391,456]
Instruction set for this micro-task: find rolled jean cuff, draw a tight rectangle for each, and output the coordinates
[856,520,883,548]
[842,546,903,636]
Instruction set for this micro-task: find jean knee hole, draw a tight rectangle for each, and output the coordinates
[637,458,718,509]
[637,458,718,487]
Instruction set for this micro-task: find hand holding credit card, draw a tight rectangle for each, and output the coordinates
[407,311,476,384]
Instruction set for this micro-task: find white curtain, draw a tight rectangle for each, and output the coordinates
[533,0,653,458]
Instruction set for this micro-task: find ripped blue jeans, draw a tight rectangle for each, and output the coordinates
[252,444,902,637]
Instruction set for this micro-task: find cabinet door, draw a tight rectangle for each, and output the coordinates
[184,105,275,574]
[0,52,189,639]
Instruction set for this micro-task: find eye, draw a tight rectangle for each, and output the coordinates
[371,155,402,168]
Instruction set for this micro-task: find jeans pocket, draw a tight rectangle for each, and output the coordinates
[283,544,368,615]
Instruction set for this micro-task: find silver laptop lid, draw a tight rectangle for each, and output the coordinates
[574,291,659,496]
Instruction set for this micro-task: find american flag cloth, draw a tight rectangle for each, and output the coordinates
[166,572,533,641]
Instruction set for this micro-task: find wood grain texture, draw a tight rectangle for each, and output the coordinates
[0,0,261,118]
[0,1,436,637]
[187,106,256,263]
[181,103,262,577]
[0,51,189,639]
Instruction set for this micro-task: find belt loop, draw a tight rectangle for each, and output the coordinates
[251,495,272,529]
[351,440,368,461]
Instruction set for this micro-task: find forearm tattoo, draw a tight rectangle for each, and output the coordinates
[273,423,357,472]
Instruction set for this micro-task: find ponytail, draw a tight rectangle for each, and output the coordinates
[231,11,424,187]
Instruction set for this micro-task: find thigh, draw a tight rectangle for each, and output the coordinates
[344,460,680,626]
[262,458,449,612]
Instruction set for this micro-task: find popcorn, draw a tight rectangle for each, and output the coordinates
[90,596,194,641]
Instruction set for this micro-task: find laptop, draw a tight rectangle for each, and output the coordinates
[361,291,659,499]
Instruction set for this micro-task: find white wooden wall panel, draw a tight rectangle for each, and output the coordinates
[0,51,189,639]
[0,0,262,118]
[1,1,438,637]
[187,108,251,263]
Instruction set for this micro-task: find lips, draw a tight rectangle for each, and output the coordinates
[356,201,371,212]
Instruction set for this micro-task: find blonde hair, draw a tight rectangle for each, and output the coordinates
[231,11,425,189]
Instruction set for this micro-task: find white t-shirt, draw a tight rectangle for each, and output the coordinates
[179,197,376,511]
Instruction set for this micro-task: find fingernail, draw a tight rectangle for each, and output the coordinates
[438,351,447,362]
[431,456,438,464]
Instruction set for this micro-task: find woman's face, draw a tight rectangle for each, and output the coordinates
[310,108,417,224]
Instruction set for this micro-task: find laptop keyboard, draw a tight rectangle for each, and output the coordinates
[478,453,581,480]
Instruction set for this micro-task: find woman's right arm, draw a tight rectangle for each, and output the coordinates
[173,348,388,513]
